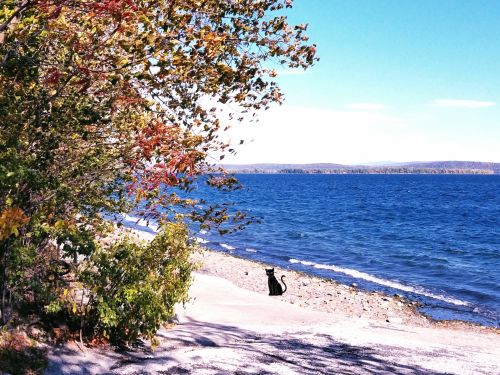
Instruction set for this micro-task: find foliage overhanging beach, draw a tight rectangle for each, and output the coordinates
[0,0,315,347]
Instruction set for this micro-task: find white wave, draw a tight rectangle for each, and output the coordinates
[199,230,208,234]
[290,258,315,266]
[289,258,469,306]
[221,243,236,251]
[122,214,159,232]
[196,237,209,244]
[245,248,258,253]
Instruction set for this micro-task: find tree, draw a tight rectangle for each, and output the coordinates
[0,0,316,341]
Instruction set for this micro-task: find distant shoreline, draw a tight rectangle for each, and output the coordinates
[223,169,496,175]
[221,161,500,175]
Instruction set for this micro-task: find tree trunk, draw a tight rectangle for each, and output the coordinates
[0,234,16,325]
[0,241,9,325]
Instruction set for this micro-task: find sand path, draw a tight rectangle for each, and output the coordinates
[46,272,500,375]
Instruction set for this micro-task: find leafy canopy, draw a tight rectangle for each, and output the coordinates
[0,0,316,341]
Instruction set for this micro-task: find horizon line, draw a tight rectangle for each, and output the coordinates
[219,160,500,166]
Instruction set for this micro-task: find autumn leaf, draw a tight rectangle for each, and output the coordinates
[0,208,30,240]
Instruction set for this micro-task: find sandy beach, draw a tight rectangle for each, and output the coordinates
[44,234,500,375]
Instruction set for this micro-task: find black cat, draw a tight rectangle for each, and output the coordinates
[266,268,287,296]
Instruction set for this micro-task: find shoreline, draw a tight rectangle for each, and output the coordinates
[192,247,498,333]
[120,203,499,329]
[125,225,498,331]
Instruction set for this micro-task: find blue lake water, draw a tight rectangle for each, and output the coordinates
[123,174,500,326]
[184,174,500,327]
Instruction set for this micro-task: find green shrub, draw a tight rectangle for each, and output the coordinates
[79,221,195,344]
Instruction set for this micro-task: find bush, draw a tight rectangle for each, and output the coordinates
[78,221,195,344]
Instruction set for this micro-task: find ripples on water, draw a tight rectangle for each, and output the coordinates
[185,174,500,326]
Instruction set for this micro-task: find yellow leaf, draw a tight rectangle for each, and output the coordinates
[0,207,29,240]
[54,220,65,230]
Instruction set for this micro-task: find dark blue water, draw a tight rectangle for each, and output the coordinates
[185,174,500,327]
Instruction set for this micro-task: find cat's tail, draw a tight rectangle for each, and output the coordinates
[280,275,287,294]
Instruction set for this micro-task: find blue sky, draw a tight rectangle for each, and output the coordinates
[224,0,500,164]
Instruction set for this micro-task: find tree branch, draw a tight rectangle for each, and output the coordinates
[0,0,35,45]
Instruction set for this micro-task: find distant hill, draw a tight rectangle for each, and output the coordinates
[221,163,350,172]
[389,161,500,174]
[221,161,500,174]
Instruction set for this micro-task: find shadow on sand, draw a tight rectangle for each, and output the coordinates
[46,318,453,374]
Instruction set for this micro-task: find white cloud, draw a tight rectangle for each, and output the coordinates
[433,99,496,109]
[220,105,410,164]
[218,105,500,164]
[348,103,386,111]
